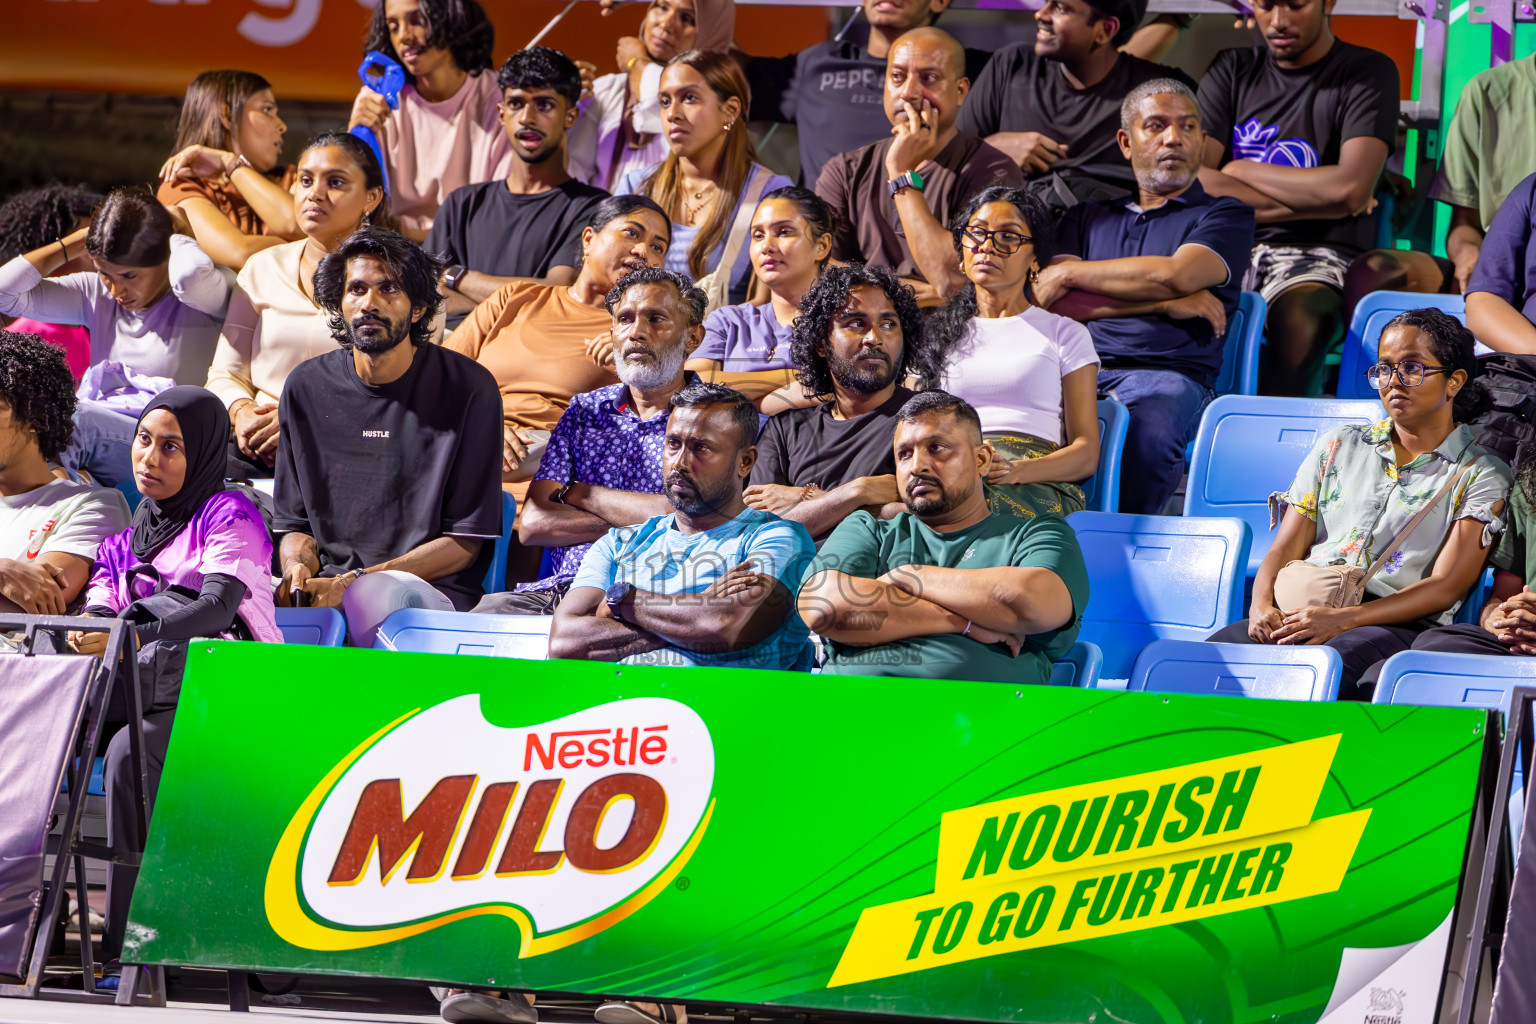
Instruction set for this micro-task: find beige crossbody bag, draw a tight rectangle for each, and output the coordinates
[694,165,775,314]
[1272,455,1478,613]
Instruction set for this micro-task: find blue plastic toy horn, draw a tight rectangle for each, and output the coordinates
[350,51,405,195]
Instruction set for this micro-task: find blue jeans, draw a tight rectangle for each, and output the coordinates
[1098,368,1213,515]
[60,400,138,488]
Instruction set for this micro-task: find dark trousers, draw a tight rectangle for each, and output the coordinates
[103,708,175,962]
[1098,367,1213,515]
[1207,620,1421,701]
[1356,622,1520,692]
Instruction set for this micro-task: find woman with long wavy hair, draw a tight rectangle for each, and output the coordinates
[927,185,1100,519]
[615,50,791,310]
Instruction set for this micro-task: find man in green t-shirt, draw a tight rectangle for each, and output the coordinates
[796,390,1088,685]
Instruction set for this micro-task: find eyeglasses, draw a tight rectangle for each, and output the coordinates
[961,226,1032,256]
[1365,360,1457,389]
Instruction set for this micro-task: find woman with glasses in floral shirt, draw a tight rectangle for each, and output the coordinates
[1207,308,1511,699]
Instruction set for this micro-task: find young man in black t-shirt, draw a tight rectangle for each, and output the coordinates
[745,0,991,187]
[746,264,929,542]
[274,229,503,647]
[426,47,608,330]
[958,0,1194,207]
[1196,0,1398,396]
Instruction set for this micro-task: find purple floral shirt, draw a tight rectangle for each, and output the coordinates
[519,376,697,591]
[84,490,281,643]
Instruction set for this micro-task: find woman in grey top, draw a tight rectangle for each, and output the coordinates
[0,187,232,486]
[1208,308,1511,699]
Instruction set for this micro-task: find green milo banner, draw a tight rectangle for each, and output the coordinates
[129,643,1488,1024]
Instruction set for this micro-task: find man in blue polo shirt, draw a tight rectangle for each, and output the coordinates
[1466,171,1536,355]
[1033,78,1254,515]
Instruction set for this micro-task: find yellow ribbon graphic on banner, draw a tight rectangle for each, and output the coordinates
[830,735,1369,987]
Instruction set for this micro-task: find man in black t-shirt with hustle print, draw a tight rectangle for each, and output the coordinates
[1196,0,1399,396]
[274,228,503,648]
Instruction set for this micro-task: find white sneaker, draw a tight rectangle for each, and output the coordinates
[594,1002,679,1024]
[441,991,538,1024]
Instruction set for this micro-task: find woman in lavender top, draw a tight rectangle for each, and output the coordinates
[927,186,1101,520]
[687,186,836,409]
[67,386,278,986]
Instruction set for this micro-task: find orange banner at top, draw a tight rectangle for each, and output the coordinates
[5,0,828,102]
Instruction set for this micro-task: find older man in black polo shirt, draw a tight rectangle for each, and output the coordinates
[1033,78,1255,515]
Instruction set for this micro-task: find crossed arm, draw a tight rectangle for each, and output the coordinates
[796,564,1074,652]
[549,562,796,661]
[744,475,902,540]
[1198,136,1388,224]
[518,479,671,549]
[1039,247,1232,334]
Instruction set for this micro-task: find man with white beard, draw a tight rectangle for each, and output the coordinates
[1028,78,1255,515]
[475,267,708,614]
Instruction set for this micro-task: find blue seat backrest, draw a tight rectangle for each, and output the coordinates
[1183,395,1380,577]
[114,477,143,514]
[1048,641,1103,688]
[1338,292,1466,399]
[1454,568,1495,626]
[1082,398,1129,514]
[1128,639,1341,701]
[1373,649,1532,848]
[483,491,516,594]
[274,607,346,647]
[374,607,551,659]
[1213,292,1266,397]
[1066,511,1250,679]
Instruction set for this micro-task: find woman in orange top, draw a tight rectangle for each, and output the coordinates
[156,70,303,271]
[448,194,672,505]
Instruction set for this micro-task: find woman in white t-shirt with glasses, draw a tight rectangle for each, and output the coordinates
[928,186,1101,519]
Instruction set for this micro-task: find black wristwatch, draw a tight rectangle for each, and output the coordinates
[550,480,573,505]
[444,264,468,292]
[605,581,636,622]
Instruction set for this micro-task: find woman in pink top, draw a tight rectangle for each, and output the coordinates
[69,385,278,986]
[349,0,512,241]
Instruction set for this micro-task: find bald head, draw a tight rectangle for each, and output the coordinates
[884,26,970,132]
[889,26,966,78]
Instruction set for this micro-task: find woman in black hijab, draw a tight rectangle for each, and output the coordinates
[66,385,280,987]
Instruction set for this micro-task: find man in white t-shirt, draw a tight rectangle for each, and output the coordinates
[0,331,129,612]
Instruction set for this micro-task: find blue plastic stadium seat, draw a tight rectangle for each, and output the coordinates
[1454,568,1496,626]
[1373,650,1532,847]
[1048,640,1103,688]
[61,757,106,797]
[1082,398,1129,514]
[1183,395,1381,576]
[374,607,551,659]
[483,491,516,594]
[1066,511,1250,679]
[1128,639,1341,701]
[1338,292,1466,399]
[274,606,346,647]
[1214,292,1266,397]
[114,477,143,513]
